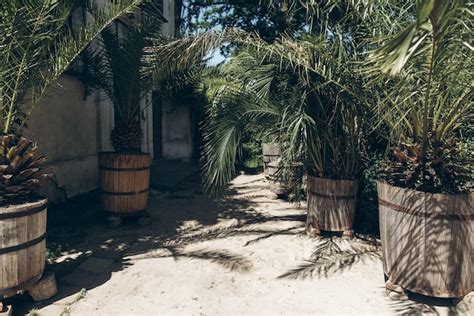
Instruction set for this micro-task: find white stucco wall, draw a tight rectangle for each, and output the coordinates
[22,0,188,202]
[24,75,115,203]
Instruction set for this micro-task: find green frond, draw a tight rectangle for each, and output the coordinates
[0,0,154,135]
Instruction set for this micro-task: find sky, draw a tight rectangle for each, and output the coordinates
[207,49,227,66]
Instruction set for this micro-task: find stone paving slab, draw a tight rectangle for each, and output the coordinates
[60,269,102,288]
[78,257,114,274]
[90,249,123,261]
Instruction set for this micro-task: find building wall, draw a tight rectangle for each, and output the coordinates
[24,75,115,203]
[23,0,191,202]
[160,0,194,161]
[161,0,176,37]
[161,101,193,160]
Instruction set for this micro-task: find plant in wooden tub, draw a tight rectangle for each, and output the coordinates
[0,136,51,298]
[305,96,363,238]
[368,0,473,298]
[0,0,152,301]
[262,142,281,176]
[146,30,372,205]
[84,8,163,223]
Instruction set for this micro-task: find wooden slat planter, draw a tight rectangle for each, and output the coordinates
[262,143,281,176]
[99,152,152,217]
[377,181,473,298]
[0,199,47,296]
[306,176,357,236]
[267,160,303,195]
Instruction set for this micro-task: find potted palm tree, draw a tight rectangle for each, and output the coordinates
[259,36,367,236]
[369,0,473,298]
[262,142,281,175]
[305,90,363,238]
[0,0,155,300]
[84,10,162,223]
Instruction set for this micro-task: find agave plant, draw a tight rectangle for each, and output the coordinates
[368,0,473,193]
[0,0,155,205]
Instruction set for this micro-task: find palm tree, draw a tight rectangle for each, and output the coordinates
[145,24,372,195]
[0,0,157,205]
[368,1,473,298]
[83,9,162,152]
[198,50,289,196]
[368,0,473,193]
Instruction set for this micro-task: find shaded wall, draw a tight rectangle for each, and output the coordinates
[161,101,193,160]
[159,0,194,161]
[24,75,115,203]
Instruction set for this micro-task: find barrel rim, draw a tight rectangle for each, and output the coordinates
[377,181,473,220]
[0,203,46,220]
[378,197,474,221]
[99,151,152,157]
[307,175,358,185]
[376,180,472,197]
[262,142,281,149]
[99,165,150,172]
[0,198,47,214]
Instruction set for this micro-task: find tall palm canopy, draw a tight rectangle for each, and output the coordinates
[145,0,472,195]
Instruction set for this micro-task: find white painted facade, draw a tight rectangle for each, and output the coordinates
[25,0,194,202]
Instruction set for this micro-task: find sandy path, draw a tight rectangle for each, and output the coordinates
[35,174,472,315]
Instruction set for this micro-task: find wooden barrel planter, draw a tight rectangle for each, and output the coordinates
[377,181,473,298]
[306,176,357,236]
[0,199,47,296]
[267,160,303,195]
[262,143,281,176]
[99,152,152,217]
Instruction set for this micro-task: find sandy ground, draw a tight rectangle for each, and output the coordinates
[15,172,474,315]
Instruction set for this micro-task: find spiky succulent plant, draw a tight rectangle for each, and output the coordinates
[0,135,52,206]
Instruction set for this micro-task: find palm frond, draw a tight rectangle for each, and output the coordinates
[366,0,473,193]
[0,0,155,134]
